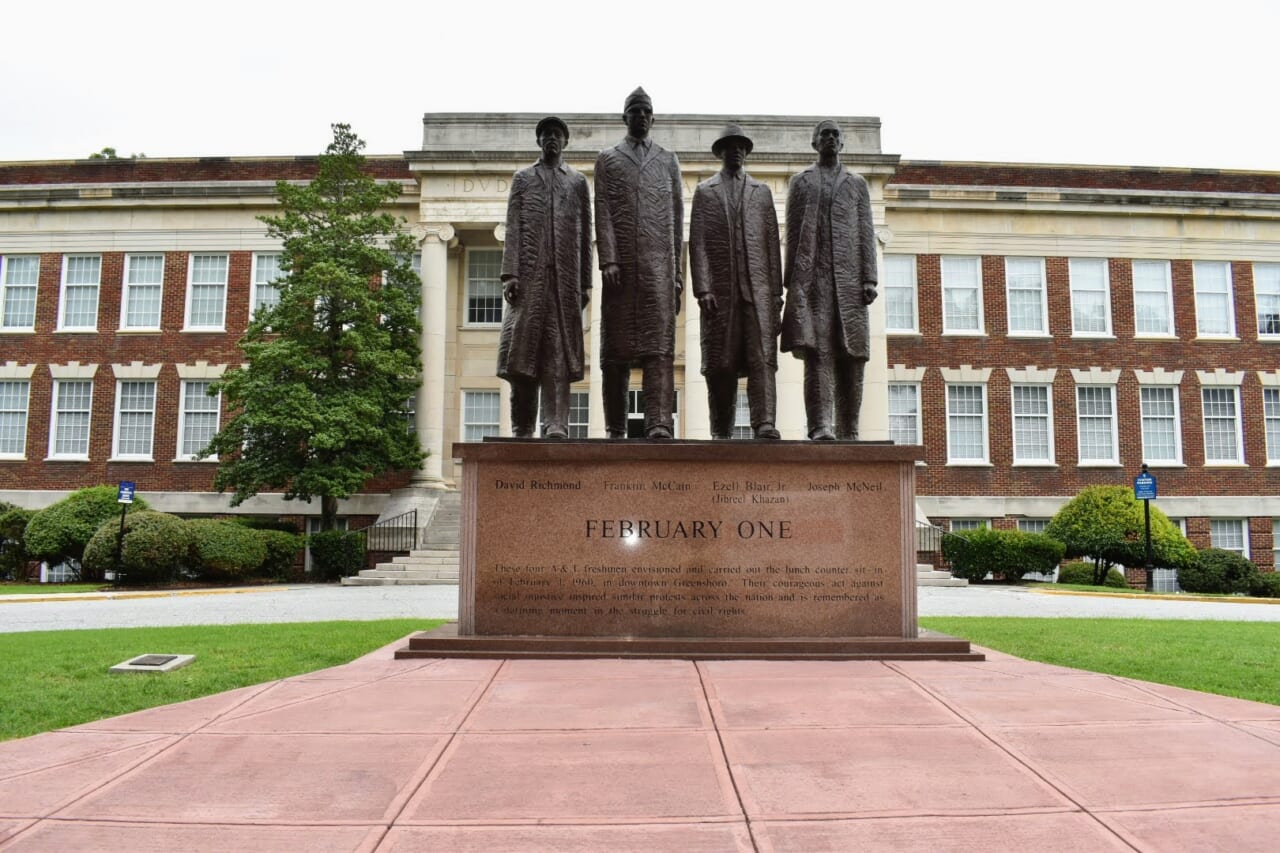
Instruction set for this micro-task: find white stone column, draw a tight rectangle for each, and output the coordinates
[587,260,606,437]
[683,281,710,439]
[413,223,454,487]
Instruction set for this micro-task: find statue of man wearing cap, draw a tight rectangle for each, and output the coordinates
[594,86,684,439]
[496,116,593,439]
[781,120,878,440]
[690,123,783,439]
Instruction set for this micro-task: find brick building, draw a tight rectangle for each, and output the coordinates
[1,114,1277,569]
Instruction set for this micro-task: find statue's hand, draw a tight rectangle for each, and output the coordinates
[697,293,718,314]
[503,278,520,304]
[863,284,878,306]
[602,264,620,289]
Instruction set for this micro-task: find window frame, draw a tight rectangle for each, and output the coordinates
[1209,518,1249,558]
[1075,384,1119,465]
[888,382,921,446]
[940,255,984,335]
[1201,385,1244,465]
[1010,383,1055,465]
[48,378,93,460]
[1132,259,1175,338]
[111,379,157,461]
[1068,257,1112,337]
[177,379,222,461]
[251,252,284,320]
[0,254,40,331]
[1265,387,1280,465]
[464,248,504,328]
[945,382,989,465]
[184,252,229,331]
[1193,260,1236,339]
[568,390,589,439]
[1004,256,1048,337]
[461,389,501,442]
[1139,385,1183,466]
[120,253,165,331]
[731,388,753,439]
[1254,262,1280,339]
[57,253,102,332]
[0,379,31,459]
[883,254,919,334]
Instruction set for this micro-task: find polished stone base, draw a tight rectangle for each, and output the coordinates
[395,622,982,661]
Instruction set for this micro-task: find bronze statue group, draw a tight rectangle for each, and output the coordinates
[497,87,878,442]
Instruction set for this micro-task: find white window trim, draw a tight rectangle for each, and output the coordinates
[461,389,501,442]
[463,248,504,329]
[1201,385,1246,466]
[1004,257,1049,337]
[884,254,919,335]
[940,255,984,336]
[1209,518,1250,558]
[1010,383,1056,465]
[1068,257,1113,338]
[945,382,990,465]
[0,255,39,332]
[111,379,157,461]
[251,252,283,320]
[887,381,922,446]
[56,253,101,332]
[1075,384,1120,466]
[0,379,31,459]
[119,253,164,332]
[1264,387,1280,466]
[184,252,229,332]
[1254,262,1280,341]
[176,380,221,461]
[47,378,93,461]
[1139,385,1184,467]
[1193,260,1237,340]
[1131,259,1176,339]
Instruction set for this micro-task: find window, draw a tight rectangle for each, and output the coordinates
[462,390,500,441]
[1011,384,1053,463]
[1266,388,1280,464]
[1210,519,1248,557]
[950,519,988,532]
[732,389,753,439]
[1132,260,1174,336]
[1016,518,1049,534]
[888,383,921,445]
[1076,385,1117,464]
[569,390,589,439]
[1140,386,1182,465]
[1,255,39,330]
[941,256,982,334]
[1255,263,1280,337]
[1273,519,1280,569]
[59,254,101,330]
[178,380,221,459]
[186,253,228,330]
[0,380,30,458]
[1202,387,1243,463]
[465,250,504,326]
[946,384,988,463]
[1193,260,1235,337]
[121,254,163,330]
[252,253,283,318]
[1005,257,1047,335]
[50,379,92,458]
[113,380,156,459]
[883,254,918,333]
[1069,258,1111,336]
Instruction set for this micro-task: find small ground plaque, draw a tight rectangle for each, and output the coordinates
[109,653,195,674]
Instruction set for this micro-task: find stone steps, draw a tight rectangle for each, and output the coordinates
[341,547,460,586]
[917,564,968,587]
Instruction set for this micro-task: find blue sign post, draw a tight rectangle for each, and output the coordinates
[117,481,136,504]
[113,481,136,587]
[1134,465,1157,591]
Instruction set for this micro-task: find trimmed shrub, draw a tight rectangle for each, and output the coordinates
[941,526,1065,582]
[1046,485,1195,585]
[24,486,150,580]
[1057,560,1128,588]
[1247,571,1280,598]
[231,516,302,535]
[257,529,304,580]
[0,506,34,581]
[308,530,364,581]
[82,511,190,585]
[186,519,268,582]
[1178,548,1257,594]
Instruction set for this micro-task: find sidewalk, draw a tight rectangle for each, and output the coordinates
[3,636,1279,851]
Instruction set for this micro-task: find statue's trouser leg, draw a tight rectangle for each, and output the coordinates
[509,377,538,437]
[835,356,866,440]
[743,309,776,430]
[803,348,835,437]
[706,372,738,437]
[537,291,569,436]
[642,355,675,434]
[602,362,630,437]
[540,371,569,436]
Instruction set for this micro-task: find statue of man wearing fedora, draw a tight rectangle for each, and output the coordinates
[782,120,878,440]
[690,123,783,439]
[496,116,593,439]
[594,86,683,439]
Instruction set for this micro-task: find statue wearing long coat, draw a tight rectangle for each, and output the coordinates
[496,160,592,383]
[780,164,877,360]
[594,141,684,362]
[690,172,782,376]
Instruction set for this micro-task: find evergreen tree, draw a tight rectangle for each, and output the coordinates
[203,124,424,529]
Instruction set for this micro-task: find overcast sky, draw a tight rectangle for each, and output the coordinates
[4,0,1275,171]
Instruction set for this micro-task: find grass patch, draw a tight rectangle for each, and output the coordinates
[0,619,441,741]
[921,617,1280,706]
[1027,582,1147,594]
[0,583,107,595]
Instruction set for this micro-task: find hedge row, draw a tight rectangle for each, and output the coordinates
[941,526,1065,582]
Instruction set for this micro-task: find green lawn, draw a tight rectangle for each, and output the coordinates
[921,617,1280,706]
[0,619,441,741]
[0,583,108,595]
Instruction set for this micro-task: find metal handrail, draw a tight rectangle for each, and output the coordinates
[352,509,418,553]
